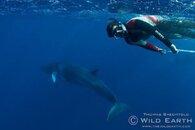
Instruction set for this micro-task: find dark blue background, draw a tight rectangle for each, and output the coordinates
[0,15,194,130]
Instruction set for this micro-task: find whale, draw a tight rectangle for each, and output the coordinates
[42,62,127,120]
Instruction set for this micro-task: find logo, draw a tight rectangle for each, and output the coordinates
[128,113,192,129]
[128,115,138,125]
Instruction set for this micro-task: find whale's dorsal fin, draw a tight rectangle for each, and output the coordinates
[91,69,99,76]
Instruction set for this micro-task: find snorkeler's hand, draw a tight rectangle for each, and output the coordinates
[170,44,179,54]
[159,49,166,55]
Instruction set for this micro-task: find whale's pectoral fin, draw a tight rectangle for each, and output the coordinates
[51,71,58,83]
[107,103,128,121]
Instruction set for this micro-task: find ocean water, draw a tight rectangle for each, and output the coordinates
[0,0,194,130]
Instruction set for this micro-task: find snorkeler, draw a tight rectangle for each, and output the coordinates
[106,15,195,54]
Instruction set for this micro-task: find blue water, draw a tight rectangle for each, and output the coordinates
[0,0,195,130]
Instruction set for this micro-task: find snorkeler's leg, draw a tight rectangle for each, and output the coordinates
[169,20,195,28]
[176,28,195,38]
[157,18,195,39]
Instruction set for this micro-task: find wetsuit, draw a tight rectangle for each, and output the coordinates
[124,16,173,52]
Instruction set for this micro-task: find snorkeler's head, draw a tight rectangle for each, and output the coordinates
[106,18,127,39]
[106,18,120,37]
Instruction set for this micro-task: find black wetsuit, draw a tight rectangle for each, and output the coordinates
[124,16,174,52]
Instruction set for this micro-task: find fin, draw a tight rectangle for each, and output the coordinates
[51,72,57,83]
[107,103,128,121]
[91,69,99,76]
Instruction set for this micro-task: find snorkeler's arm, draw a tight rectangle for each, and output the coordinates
[134,20,173,47]
[133,40,163,52]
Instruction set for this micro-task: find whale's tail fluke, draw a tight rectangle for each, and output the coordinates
[107,103,128,121]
